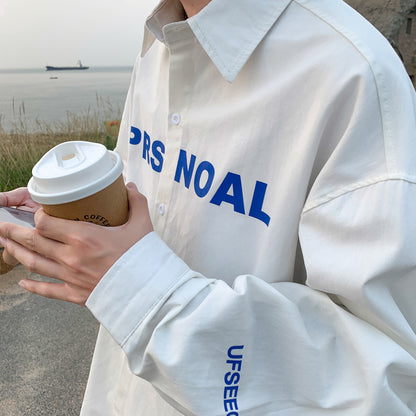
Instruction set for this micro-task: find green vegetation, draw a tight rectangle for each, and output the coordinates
[0,102,121,192]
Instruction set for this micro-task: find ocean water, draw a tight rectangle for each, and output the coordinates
[0,66,133,132]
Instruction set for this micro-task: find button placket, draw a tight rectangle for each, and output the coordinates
[154,24,194,236]
[171,113,181,125]
[158,203,166,216]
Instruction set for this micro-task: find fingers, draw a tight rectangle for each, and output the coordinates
[2,236,65,278]
[0,236,18,274]
[3,235,98,293]
[0,247,17,274]
[0,220,64,259]
[2,247,19,267]
[0,187,40,211]
[34,209,96,244]
[19,279,90,306]
[0,221,71,280]
[34,183,152,247]
[0,187,25,206]
[0,183,153,305]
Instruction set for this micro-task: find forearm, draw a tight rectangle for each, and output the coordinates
[87,231,416,415]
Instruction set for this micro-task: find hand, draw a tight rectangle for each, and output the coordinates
[0,187,41,212]
[0,183,153,306]
[0,187,41,269]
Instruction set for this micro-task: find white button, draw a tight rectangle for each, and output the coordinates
[171,113,181,125]
[158,204,166,215]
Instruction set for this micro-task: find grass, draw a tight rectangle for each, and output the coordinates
[0,99,121,192]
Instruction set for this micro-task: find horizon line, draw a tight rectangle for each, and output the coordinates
[0,65,134,71]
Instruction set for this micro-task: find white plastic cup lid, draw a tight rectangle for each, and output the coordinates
[28,141,124,205]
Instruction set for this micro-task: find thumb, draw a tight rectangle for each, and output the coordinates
[0,190,11,206]
[126,182,142,207]
[126,182,138,192]
[125,183,153,235]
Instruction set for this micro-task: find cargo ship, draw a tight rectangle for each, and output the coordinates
[46,60,89,71]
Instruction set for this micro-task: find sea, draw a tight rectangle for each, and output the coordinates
[0,66,133,132]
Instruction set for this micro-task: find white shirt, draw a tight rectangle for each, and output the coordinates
[81,0,416,414]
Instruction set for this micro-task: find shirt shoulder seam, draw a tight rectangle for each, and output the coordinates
[303,175,416,213]
[292,0,392,172]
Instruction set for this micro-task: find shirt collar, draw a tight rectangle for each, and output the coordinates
[142,0,293,82]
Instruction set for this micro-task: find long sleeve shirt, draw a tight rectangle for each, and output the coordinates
[81,0,416,414]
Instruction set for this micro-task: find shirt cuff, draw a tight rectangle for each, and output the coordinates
[86,231,191,346]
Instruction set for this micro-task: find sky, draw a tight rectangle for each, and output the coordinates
[0,0,156,69]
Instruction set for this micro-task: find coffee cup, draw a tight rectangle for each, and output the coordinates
[27,141,128,226]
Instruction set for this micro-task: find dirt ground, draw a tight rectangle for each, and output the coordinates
[0,265,99,416]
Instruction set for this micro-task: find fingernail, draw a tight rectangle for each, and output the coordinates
[0,237,7,247]
[18,280,26,289]
[126,182,137,190]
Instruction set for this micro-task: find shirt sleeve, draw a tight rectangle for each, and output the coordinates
[86,178,416,415]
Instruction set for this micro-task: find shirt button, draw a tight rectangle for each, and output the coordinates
[171,113,181,125]
[158,204,166,215]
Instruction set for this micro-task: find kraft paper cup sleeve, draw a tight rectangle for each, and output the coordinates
[42,175,129,226]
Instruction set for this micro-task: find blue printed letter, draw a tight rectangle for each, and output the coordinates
[228,345,244,359]
[174,149,196,189]
[130,126,141,145]
[248,181,271,226]
[210,173,245,214]
[151,140,165,173]
[142,131,151,163]
[194,161,215,198]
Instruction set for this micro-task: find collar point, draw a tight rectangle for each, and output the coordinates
[224,73,237,83]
